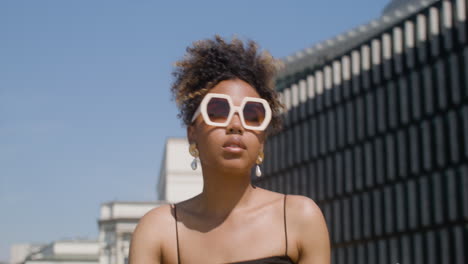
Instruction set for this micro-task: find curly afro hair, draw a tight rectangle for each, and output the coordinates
[171,35,283,133]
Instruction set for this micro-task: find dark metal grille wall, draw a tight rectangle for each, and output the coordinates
[255,0,468,263]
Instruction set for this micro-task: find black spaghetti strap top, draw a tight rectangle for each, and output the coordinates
[173,195,295,264]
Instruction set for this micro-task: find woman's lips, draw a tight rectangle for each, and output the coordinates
[223,145,244,153]
[222,137,246,153]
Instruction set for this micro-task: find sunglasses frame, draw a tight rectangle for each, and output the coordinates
[190,93,272,131]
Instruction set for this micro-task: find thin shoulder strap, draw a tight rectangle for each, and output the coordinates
[173,204,181,264]
[283,194,288,256]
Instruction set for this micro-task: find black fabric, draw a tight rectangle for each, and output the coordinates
[174,204,181,264]
[174,194,294,264]
[226,255,294,264]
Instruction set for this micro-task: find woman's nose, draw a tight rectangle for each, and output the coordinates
[226,112,244,135]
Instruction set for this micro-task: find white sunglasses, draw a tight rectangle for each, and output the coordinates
[190,93,272,131]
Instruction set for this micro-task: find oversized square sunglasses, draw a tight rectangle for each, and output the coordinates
[190,93,272,131]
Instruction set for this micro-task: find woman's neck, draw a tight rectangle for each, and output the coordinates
[197,166,255,219]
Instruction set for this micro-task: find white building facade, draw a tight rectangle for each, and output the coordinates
[97,137,203,264]
[10,244,45,264]
[12,137,203,264]
[22,240,99,264]
[98,201,164,264]
[157,137,204,202]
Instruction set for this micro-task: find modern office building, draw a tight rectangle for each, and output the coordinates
[255,0,468,263]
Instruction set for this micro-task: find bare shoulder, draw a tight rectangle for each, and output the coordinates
[285,195,330,263]
[133,204,176,243]
[285,195,324,224]
[129,204,175,264]
[138,203,175,228]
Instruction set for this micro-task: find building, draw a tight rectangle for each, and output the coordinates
[13,0,468,262]
[13,137,203,264]
[22,240,99,264]
[255,0,468,263]
[10,244,46,264]
[157,137,204,203]
[97,137,203,264]
[97,201,164,264]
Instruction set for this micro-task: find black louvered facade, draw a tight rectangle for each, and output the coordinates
[254,0,468,263]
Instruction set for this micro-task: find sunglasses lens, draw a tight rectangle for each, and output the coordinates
[243,102,266,127]
[207,97,230,123]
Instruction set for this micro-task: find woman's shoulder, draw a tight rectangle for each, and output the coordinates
[257,188,321,213]
[283,194,327,233]
[257,189,324,223]
[285,194,323,221]
[285,195,330,262]
[138,203,175,229]
[129,204,177,263]
[132,204,175,242]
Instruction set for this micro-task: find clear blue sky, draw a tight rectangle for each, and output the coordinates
[0,0,388,261]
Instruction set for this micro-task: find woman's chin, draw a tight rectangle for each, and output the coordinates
[218,160,252,175]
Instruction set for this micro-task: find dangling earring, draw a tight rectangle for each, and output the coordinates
[255,151,264,177]
[189,143,199,170]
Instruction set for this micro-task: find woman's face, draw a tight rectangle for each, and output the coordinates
[188,78,266,174]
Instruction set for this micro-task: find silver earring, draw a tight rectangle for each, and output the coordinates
[189,143,199,171]
[255,164,262,177]
[191,158,198,170]
[255,151,264,177]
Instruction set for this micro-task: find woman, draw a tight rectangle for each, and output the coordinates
[129,36,330,264]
